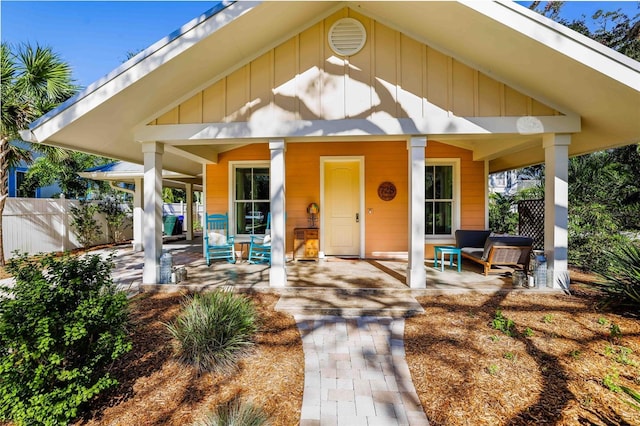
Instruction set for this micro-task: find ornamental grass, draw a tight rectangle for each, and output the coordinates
[193,397,269,426]
[166,290,259,373]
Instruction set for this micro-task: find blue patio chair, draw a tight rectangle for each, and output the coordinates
[204,213,235,265]
[248,212,271,264]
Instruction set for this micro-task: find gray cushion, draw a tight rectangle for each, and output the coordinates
[455,230,492,249]
[461,247,484,260]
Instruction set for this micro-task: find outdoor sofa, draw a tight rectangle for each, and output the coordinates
[455,230,533,276]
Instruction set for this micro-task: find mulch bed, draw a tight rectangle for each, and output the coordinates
[75,292,304,426]
[404,288,640,425]
[5,265,637,425]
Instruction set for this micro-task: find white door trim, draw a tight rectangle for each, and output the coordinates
[319,156,365,259]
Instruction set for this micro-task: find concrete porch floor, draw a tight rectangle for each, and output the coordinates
[104,236,533,298]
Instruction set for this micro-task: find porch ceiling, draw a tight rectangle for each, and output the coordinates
[24,1,639,176]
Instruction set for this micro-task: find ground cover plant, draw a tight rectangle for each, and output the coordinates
[0,253,130,426]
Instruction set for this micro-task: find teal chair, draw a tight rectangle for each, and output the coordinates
[204,213,235,265]
[248,212,271,264]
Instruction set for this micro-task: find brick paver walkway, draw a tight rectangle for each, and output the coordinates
[295,315,429,426]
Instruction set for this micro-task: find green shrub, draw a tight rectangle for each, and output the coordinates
[166,291,259,373]
[596,244,640,309]
[0,253,131,426]
[568,202,631,273]
[194,397,269,426]
[70,199,102,247]
[489,193,518,235]
[97,194,132,243]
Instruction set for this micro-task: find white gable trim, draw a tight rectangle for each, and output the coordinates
[469,1,640,90]
[28,1,259,143]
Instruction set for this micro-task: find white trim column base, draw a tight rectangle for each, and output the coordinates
[407,136,427,289]
[269,139,287,288]
[543,134,571,290]
[132,177,143,252]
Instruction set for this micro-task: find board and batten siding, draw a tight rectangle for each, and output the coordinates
[151,8,558,127]
[205,140,484,258]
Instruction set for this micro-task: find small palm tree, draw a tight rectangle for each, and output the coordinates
[0,43,78,265]
[598,244,640,309]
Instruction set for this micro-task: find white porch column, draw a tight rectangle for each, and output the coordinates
[185,183,193,241]
[132,177,143,251]
[269,139,287,287]
[484,160,490,229]
[202,163,207,258]
[142,142,164,284]
[407,136,427,289]
[543,134,571,290]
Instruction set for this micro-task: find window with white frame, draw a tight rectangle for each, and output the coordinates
[231,163,270,235]
[425,160,459,237]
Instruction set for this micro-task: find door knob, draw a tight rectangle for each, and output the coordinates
[355,213,359,223]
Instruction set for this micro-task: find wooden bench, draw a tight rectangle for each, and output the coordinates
[455,230,533,276]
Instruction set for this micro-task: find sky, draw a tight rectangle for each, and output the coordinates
[1,1,639,88]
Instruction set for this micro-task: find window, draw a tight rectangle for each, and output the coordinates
[425,161,458,236]
[16,170,36,198]
[232,164,270,235]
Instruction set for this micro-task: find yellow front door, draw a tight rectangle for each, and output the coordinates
[323,160,361,256]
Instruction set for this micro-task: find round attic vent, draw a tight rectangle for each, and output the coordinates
[328,18,367,56]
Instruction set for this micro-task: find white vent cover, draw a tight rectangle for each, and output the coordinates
[328,18,366,56]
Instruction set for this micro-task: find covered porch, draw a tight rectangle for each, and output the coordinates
[110,237,541,295]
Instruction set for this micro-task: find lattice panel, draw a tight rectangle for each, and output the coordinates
[518,199,544,250]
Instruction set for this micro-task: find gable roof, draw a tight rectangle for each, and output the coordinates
[23,1,640,175]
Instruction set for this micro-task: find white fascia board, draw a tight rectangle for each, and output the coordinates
[465,1,640,91]
[78,170,194,180]
[135,114,580,141]
[28,1,259,143]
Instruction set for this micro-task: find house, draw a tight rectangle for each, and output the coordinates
[488,170,540,196]
[21,1,640,290]
[8,141,61,198]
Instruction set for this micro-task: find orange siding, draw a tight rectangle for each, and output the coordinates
[205,140,485,258]
[286,141,408,257]
[423,141,486,259]
[205,144,270,215]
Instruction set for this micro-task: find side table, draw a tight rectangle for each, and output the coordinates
[237,240,251,262]
[434,246,462,272]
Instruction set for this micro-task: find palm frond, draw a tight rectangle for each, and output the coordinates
[14,43,78,111]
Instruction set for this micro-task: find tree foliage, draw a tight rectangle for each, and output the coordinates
[530,1,640,60]
[0,43,78,265]
[524,3,640,274]
[21,151,111,199]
